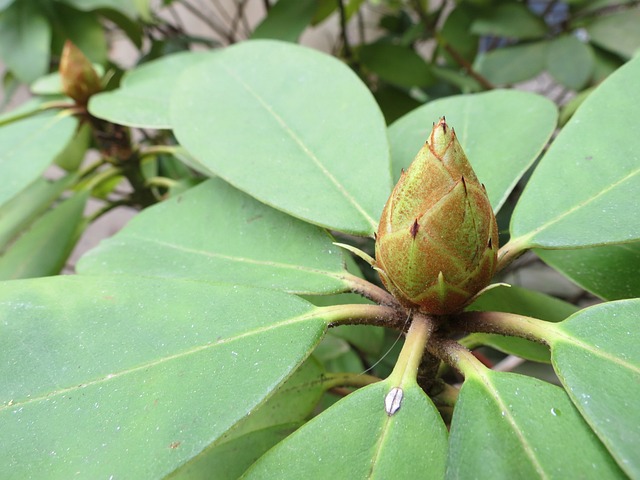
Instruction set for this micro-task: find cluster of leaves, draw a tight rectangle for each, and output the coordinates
[1,1,639,479]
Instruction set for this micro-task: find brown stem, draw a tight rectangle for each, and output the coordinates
[323,303,407,330]
[342,272,404,309]
[437,37,494,90]
[449,311,554,345]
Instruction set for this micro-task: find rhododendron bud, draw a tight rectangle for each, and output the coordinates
[375,118,498,315]
[60,40,101,105]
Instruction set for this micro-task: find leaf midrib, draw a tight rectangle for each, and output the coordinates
[1,310,323,412]
[107,233,347,281]
[515,166,640,245]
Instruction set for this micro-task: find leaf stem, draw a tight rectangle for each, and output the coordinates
[496,236,530,273]
[321,303,406,330]
[342,272,402,309]
[451,311,557,345]
[387,312,435,388]
[427,337,485,379]
[321,372,381,390]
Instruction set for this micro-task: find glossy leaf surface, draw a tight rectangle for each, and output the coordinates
[0,111,77,207]
[448,370,624,478]
[510,55,640,249]
[244,381,448,479]
[537,242,640,300]
[168,359,325,479]
[388,90,557,211]
[0,276,327,478]
[88,51,213,128]
[171,40,391,236]
[550,300,640,477]
[78,178,348,294]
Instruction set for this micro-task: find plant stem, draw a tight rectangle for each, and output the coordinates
[341,272,402,308]
[430,382,459,407]
[427,337,485,379]
[321,303,406,330]
[451,311,556,345]
[321,372,381,390]
[496,236,530,273]
[146,176,178,189]
[387,313,435,387]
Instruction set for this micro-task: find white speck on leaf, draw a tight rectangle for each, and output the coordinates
[385,387,403,416]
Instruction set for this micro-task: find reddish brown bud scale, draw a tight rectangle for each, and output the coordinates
[59,40,102,105]
[375,118,498,315]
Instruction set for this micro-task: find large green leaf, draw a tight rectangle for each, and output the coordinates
[0,190,88,280]
[470,3,547,40]
[0,175,72,251]
[244,381,448,478]
[0,276,328,478]
[171,40,391,236]
[547,34,594,90]
[447,370,624,478]
[537,242,640,300]
[388,90,557,211]
[358,42,436,88]
[0,1,50,82]
[88,51,213,128]
[465,285,577,363]
[0,110,77,207]
[475,41,548,86]
[168,358,326,479]
[509,55,640,249]
[586,10,640,59]
[77,178,349,295]
[251,0,316,43]
[549,300,640,478]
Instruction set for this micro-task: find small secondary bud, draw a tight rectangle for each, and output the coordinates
[375,118,498,315]
[59,40,102,105]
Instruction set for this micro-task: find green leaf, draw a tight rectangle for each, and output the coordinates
[77,178,349,295]
[475,41,548,85]
[171,40,391,236]
[251,0,316,43]
[54,121,91,171]
[388,90,557,212]
[537,242,640,300]
[88,50,213,128]
[586,10,640,59]
[0,190,88,280]
[0,110,77,207]
[0,276,327,478]
[470,3,547,40]
[49,3,108,65]
[439,5,479,65]
[547,35,594,90]
[358,42,435,88]
[244,381,448,478]
[509,55,640,249]
[448,370,624,478]
[466,285,578,363]
[549,299,640,477]
[58,0,147,19]
[0,175,72,251]
[0,1,50,83]
[168,359,325,479]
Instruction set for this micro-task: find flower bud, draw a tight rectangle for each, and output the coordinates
[375,118,498,315]
[59,40,102,105]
